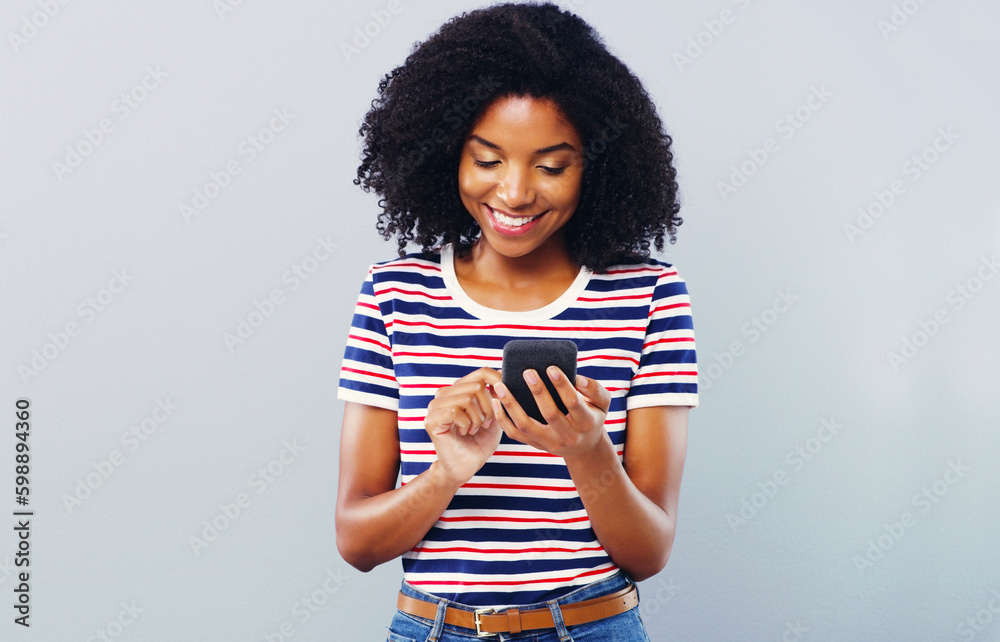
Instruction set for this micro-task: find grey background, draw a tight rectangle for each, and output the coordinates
[2,0,998,640]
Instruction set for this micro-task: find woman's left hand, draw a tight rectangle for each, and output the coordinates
[492,367,611,460]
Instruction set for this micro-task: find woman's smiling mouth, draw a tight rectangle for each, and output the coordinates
[486,205,545,235]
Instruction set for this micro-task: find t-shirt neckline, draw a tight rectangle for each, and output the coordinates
[439,243,592,322]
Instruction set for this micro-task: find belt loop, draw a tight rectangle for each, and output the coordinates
[426,597,448,642]
[506,608,522,635]
[546,600,572,642]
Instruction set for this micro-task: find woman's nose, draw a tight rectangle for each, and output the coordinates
[495,165,535,208]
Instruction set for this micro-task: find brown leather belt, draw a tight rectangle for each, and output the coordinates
[396,585,638,637]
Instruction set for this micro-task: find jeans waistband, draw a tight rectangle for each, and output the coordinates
[399,570,634,614]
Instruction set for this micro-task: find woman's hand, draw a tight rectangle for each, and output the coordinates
[424,367,503,484]
[492,368,611,460]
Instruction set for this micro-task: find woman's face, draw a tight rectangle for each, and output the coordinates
[457,95,584,261]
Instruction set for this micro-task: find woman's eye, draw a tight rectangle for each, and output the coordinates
[472,159,567,174]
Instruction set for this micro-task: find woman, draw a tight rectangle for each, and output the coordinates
[337,3,698,639]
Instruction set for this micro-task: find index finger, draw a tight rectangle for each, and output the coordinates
[575,374,611,414]
[456,367,502,387]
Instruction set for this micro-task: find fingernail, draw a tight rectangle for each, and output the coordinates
[524,369,538,385]
[578,375,589,387]
[547,366,561,380]
[494,382,507,399]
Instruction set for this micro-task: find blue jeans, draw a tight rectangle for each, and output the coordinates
[386,571,650,641]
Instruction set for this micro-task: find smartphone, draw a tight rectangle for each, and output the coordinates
[501,339,578,424]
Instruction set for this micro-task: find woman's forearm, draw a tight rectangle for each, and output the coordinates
[336,461,462,573]
[565,435,676,581]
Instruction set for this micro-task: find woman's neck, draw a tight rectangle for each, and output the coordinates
[453,237,581,311]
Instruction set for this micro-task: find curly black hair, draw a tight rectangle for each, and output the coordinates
[355,2,682,271]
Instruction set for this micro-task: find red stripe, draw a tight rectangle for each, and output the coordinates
[411,545,604,555]
[578,294,649,303]
[382,287,451,301]
[392,319,643,333]
[409,565,616,587]
[633,370,697,379]
[348,334,390,351]
[493,450,559,458]
[395,351,502,362]
[438,514,589,524]
[402,448,624,457]
[342,366,395,382]
[374,261,441,272]
[578,354,639,365]
[358,302,380,312]
[461,482,575,492]
[649,302,690,317]
[643,336,694,348]
[603,266,662,275]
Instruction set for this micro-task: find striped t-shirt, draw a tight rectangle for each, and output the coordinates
[338,243,698,606]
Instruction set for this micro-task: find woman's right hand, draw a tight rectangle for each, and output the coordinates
[424,367,503,484]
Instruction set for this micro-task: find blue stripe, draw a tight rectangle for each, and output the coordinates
[419,527,599,544]
[339,380,398,401]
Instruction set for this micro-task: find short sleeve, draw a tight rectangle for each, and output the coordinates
[337,267,399,411]
[626,266,699,410]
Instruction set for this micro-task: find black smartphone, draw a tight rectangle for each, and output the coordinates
[501,339,578,424]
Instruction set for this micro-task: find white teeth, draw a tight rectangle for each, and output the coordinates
[490,207,538,227]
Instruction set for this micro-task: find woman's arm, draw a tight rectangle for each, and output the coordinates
[492,369,688,581]
[567,404,687,581]
[335,368,503,572]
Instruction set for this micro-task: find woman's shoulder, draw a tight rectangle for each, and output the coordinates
[362,246,449,291]
[591,255,691,305]
[369,246,444,273]
[594,254,683,280]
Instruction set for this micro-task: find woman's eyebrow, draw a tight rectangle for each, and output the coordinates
[469,135,577,154]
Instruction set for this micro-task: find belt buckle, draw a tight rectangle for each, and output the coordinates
[473,607,495,637]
